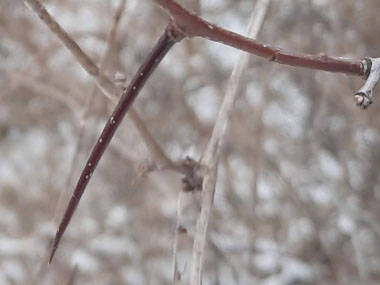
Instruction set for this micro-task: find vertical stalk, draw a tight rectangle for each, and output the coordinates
[190,0,271,283]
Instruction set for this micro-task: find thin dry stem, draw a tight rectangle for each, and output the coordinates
[12,75,81,117]
[66,264,79,285]
[172,191,184,282]
[352,229,369,281]
[24,0,116,98]
[190,0,271,283]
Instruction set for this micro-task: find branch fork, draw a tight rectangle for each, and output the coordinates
[355,57,380,109]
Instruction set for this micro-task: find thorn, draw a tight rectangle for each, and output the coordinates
[48,239,58,265]
[48,251,55,265]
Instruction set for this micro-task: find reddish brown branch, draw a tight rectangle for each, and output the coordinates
[154,0,365,76]
[48,23,184,264]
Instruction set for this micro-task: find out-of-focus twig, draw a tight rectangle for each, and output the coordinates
[351,228,369,281]
[172,191,185,282]
[189,1,271,283]
[66,264,79,285]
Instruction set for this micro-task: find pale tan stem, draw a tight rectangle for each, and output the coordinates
[190,0,271,283]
